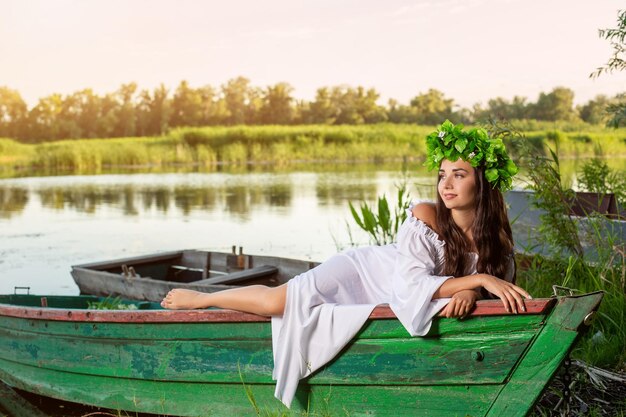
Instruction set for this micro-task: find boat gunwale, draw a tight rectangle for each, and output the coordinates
[70,250,185,270]
[70,249,318,271]
[0,298,556,323]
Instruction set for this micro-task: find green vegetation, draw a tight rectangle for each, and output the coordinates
[87,296,139,310]
[0,138,33,166]
[514,140,626,415]
[514,151,625,369]
[0,77,624,143]
[349,178,411,245]
[481,120,625,370]
[590,9,626,127]
[0,123,624,177]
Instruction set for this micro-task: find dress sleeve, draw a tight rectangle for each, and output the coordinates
[389,210,452,336]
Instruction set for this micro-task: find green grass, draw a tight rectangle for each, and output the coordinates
[517,250,626,369]
[1,123,624,176]
[0,138,34,167]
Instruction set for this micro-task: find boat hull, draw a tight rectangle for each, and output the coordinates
[0,292,602,416]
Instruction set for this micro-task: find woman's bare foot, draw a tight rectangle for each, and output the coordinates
[160,289,211,309]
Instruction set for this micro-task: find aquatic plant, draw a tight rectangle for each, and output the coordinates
[87,296,138,311]
[348,178,410,245]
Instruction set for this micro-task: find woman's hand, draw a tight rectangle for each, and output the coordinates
[440,289,477,318]
[479,274,532,314]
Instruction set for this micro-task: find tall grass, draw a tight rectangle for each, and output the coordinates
[1,124,624,176]
[0,138,34,165]
[491,121,626,370]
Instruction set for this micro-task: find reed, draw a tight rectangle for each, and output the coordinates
[503,126,626,370]
[0,138,34,166]
[1,124,625,177]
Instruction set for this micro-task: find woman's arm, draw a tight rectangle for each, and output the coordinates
[433,273,532,314]
[439,289,478,318]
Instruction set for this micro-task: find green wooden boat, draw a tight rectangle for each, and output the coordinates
[0,291,602,416]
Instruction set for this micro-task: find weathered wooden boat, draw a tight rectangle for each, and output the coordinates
[0,291,602,416]
[71,248,319,302]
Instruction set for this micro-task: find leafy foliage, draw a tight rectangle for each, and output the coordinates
[591,9,626,128]
[87,296,138,310]
[577,153,626,208]
[1,76,625,143]
[488,120,625,370]
[348,180,410,245]
[590,9,626,78]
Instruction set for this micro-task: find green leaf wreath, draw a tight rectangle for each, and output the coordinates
[424,120,518,192]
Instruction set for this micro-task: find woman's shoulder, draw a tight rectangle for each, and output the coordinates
[410,202,438,233]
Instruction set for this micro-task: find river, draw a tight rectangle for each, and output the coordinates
[0,159,622,296]
[0,165,435,295]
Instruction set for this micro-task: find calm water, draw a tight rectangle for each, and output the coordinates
[0,166,436,295]
[1,159,623,296]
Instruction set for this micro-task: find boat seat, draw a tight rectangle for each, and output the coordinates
[196,265,278,286]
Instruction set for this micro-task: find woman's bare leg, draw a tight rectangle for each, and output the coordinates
[160,284,287,316]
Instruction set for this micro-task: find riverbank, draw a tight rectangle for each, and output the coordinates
[1,123,625,177]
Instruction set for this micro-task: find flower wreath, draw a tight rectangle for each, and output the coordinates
[424,120,518,192]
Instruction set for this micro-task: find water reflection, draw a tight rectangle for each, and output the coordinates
[0,172,395,219]
[316,174,379,206]
[0,169,419,297]
[28,183,288,219]
[0,187,28,218]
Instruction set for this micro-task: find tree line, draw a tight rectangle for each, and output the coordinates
[0,77,623,143]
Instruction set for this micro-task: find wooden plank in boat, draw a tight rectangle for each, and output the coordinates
[196,265,279,286]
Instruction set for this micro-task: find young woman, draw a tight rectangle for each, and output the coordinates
[161,120,530,407]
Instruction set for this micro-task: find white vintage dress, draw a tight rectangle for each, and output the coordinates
[270,207,513,407]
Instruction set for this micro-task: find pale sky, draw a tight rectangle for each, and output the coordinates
[1,0,625,109]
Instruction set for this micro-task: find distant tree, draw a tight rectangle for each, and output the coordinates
[56,92,85,139]
[387,99,416,124]
[578,95,612,124]
[115,83,138,137]
[353,87,387,124]
[453,106,474,124]
[245,85,264,125]
[221,77,254,125]
[475,96,528,121]
[530,87,578,121]
[97,93,120,138]
[591,10,626,127]
[605,93,626,127]
[27,94,64,141]
[259,82,294,124]
[308,87,337,124]
[305,86,386,125]
[409,89,455,125]
[292,99,310,124]
[331,86,362,124]
[72,89,102,138]
[197,85,228,125]
[0,86,28,139]
[171,81,203,128]
[137,84,171,135]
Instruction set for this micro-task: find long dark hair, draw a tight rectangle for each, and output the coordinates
[435,165,515,282]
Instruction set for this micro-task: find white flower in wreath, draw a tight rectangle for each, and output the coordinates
[438,131,446,139]
[468,151,476,159]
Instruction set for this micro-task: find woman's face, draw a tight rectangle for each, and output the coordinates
[438,159,477,211]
